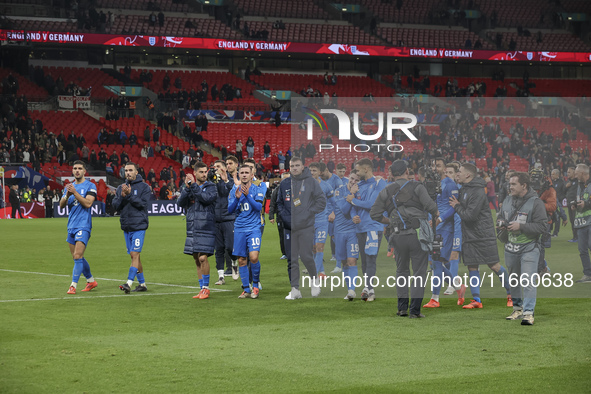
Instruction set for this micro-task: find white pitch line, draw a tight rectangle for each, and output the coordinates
[0,269,232,292]
[0,292,199,303]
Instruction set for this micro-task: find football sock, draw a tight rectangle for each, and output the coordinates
[198,278,204,289]
[342,264,349,285]
[251,261,261,287]
[239,265,250,292]
[218,269,224,279]
[137,272,145,284]
[314,251,324,273]
[82,258,92,279]
[336,259,342,269]
[469,270,481,303]
[72,259,84,283]
[432,294,440,302]
[202,274,210,288]
[494,266,511,294]
[432,261,443,296]
[449,259,459,278]
[348,265,358,291]
[440,264,457,288]
[128,266,138,282]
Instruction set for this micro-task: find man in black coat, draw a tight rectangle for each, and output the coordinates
[449,163,512,309]
[112,163,152,293]
[268,175,289,260]
[44,185,54,218]
[9,185,22,219]
[277,157,326,300]
[211,160,237,285]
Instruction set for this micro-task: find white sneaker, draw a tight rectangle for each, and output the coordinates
[231,265,239,281]
[330,256,336,261]
[285,288,302,300]
[311,278,321,297]
[367,291,376,302]
[330,267,342,274]
[302,268,309,274]
[344,290,356,301]
[280,255,287,260]
[443,286,455,295]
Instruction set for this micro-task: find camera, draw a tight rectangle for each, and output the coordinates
[432,233,443,261]
[207,167,219,183]
[570,200,578,210]
[496,218,508,229]
[422,165,441,200]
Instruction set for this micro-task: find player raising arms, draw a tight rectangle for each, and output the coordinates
[228,164,265,299]
[60,161,98,294]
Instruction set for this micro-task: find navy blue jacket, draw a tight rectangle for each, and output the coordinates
[177,181,217,239]
[277,168,326,231]
[112,175,151,232]
[214,179,235,222]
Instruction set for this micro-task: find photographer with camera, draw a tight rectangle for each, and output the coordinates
[499,172,548,325]
[423,158,466,308]
[573,164,591,283]
[370,160,438,318]
[449,163,512,309]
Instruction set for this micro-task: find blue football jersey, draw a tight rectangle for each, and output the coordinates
[333,184,357,233]
[63,180,97,233]
[436,176,459,232]
[229,183,264,232]
[327,173,343,190]
[315,179,334,224]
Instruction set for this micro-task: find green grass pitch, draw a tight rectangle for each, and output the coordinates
[1,216,590,393]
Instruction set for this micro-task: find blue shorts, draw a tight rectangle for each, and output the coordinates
[233,229,262,258]
[334,232,359,261]
[437,230,453,262]
[453,214,462,252]
[315,223,329,244]
[67,230,91,246]
[363,230,383,256]
[124,230,146,254]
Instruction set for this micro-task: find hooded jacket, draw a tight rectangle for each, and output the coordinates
[112,174,151,232]
[277,167,325,231]
[453,176,499,265]
[500,188,548,242]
